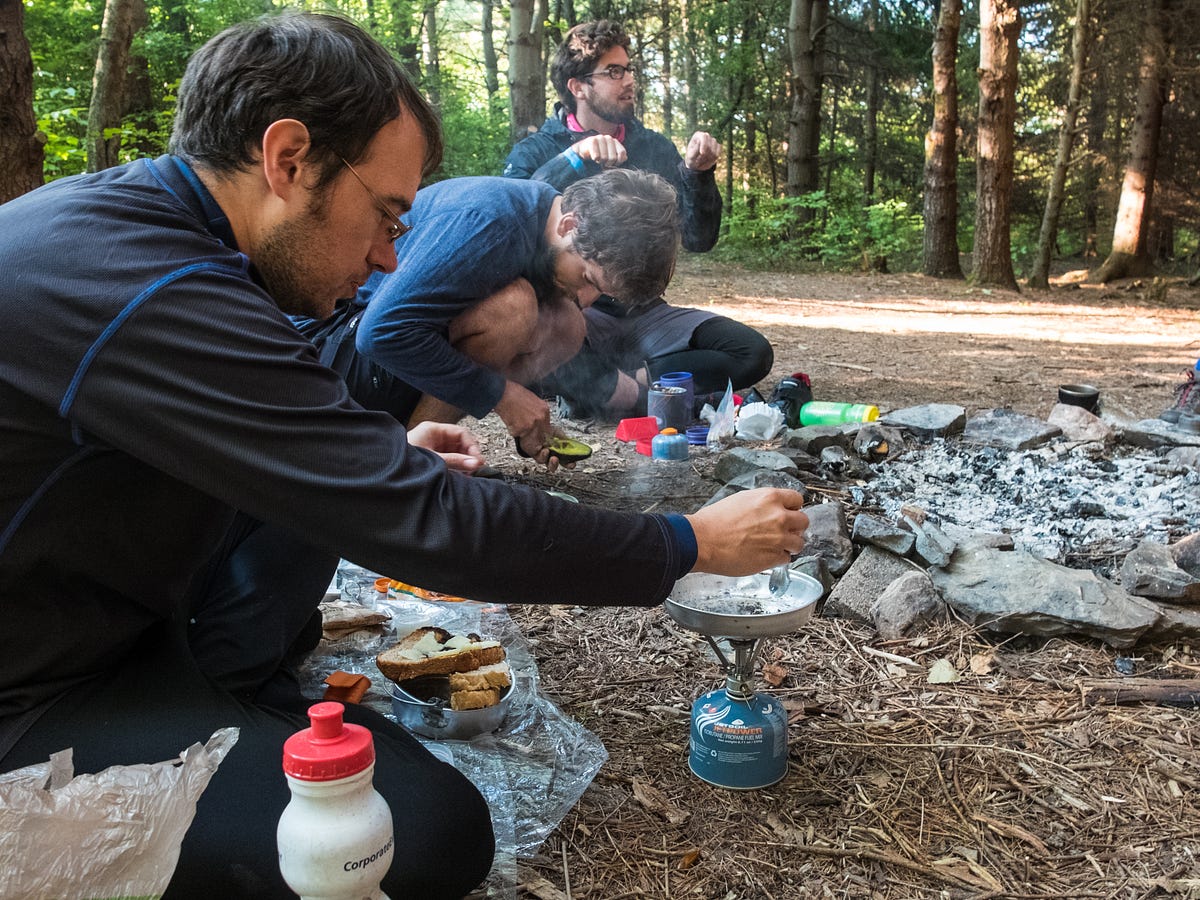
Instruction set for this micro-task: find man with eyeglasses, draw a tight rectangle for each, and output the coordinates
[503,20,774,421]
[0,11,808,899]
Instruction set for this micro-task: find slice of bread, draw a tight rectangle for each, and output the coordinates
[376,626,506,683]
[450,686,504,711]
[449,661,512,693]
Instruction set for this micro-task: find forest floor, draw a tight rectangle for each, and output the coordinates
[466,258,1200,900]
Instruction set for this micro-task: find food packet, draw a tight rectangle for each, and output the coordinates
[0,727,238,899]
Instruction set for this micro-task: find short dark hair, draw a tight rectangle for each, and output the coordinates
[550,20,631,114]
[563,169,679,308]
[170,11,442,188]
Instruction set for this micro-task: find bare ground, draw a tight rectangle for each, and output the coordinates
[468,260,1200,900]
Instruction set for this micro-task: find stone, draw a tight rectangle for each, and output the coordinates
[929,547,1161,648]
[852,514,916,556]
[870,570,946,640]
[1046,403,1114,443]
[1172,533,1200,578]
[963,408,1062,451]
[1166,446,1200,468]
[880,403,967,438]
[795,500,855,577]
[704,469,808,507]
[853,423,903,462]
[712,447,799,485]
[939,521,1016,551]
[1121,539,1200,603]
[773,447,822,472]
[823,544,916,622]
[1141,602,1200,644]
[899,514,956,568]
[1121,419,1200,450]
[783,426,850,455]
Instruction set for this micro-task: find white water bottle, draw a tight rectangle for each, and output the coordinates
[278,701,394,900]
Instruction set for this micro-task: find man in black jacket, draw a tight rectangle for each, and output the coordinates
[503,20,774,419]
[0,12,807,899]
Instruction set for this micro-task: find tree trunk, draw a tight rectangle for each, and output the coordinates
[972,0,1020,290]
[923,0,963,279]
[0,0,43,201]
[422,1,441,111]
[389,0,422,80]
[862,0,879,204]
[1028,0,1089,290]
[660,0,672,140]
[507,0,544,143]
[87,0,139,173]
[681,0,698,135]
[481,0,499,104]
[786,0,828,226]
[1082,17,1107,260]
[1094,0,1168,283]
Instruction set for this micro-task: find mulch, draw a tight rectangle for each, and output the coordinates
[470,417,1200,900]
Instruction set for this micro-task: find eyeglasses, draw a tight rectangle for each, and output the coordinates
[583,63,637,82]
[337,155,411,242]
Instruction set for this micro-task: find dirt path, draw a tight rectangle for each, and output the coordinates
[663,258,1199,422]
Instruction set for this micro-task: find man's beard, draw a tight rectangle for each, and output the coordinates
[528,243,567,305]
[255,193,335,320]
[588,90,635,125]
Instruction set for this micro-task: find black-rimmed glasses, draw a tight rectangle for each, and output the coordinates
[337,155,411,242]
[583,63,637,82]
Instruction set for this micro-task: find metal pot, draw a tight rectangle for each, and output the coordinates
[390,675,512,741]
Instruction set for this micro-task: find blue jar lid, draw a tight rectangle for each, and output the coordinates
[686,425,710,445]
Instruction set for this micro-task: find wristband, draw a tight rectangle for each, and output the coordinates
[563,147,586,172]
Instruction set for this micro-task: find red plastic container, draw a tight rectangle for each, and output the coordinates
[616,416,660,442]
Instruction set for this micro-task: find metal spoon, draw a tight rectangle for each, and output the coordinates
[767,563,790,594]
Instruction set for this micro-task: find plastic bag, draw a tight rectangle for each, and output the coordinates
[0,727,239,900]
[735,401,786,440]
[704,380,737,452]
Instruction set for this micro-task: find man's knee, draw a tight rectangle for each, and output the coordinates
[449,279,539,362]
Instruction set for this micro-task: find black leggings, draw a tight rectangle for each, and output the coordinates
[2,517,494,899]
[547,314,774,416]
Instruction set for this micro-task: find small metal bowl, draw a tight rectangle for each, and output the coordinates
[665,571,823,638]
[390,675,512,741]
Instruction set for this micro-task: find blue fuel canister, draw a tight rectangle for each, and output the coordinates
[689,688,789,789]
[651,429,689,461]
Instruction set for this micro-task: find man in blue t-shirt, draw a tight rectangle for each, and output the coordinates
[299,168,679,460]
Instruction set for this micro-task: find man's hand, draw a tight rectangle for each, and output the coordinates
[685,488,808,576]
[684,131,721,172]
[407,421,485,474]
[494,381,558,465]
[573,134,628,168]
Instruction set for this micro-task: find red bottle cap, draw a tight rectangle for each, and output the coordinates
[282,702,375,781]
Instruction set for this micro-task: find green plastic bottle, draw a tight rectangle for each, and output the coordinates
[798,401,880,426]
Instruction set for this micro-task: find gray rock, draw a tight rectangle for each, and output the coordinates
[853,423,904,462]
[899,514,957,568]
[1172,533,1200,577]
[1121,539,1200,603]
[1141,602,1200,644]
[702,468,809,506]
[880,403,967,438]
[852,514,916,555]
[1166,446,1200,468]
[712,447,799,485]
[773,447,822,472]
[929,547,1161,648]
[795,500,855,577]
[1121,419,1200,449]
[1047,403,1114,443]
[963,408,1063,451]
[783,426,850,455]
[939,521,1016,551]
[823,545,917,622]
[870,571,947,640]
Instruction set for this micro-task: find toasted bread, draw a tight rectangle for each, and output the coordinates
[449,661,512,693]
[450,686,504,711]
[376,626,506,683]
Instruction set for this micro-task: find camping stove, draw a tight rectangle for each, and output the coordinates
[665,571,822,790]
